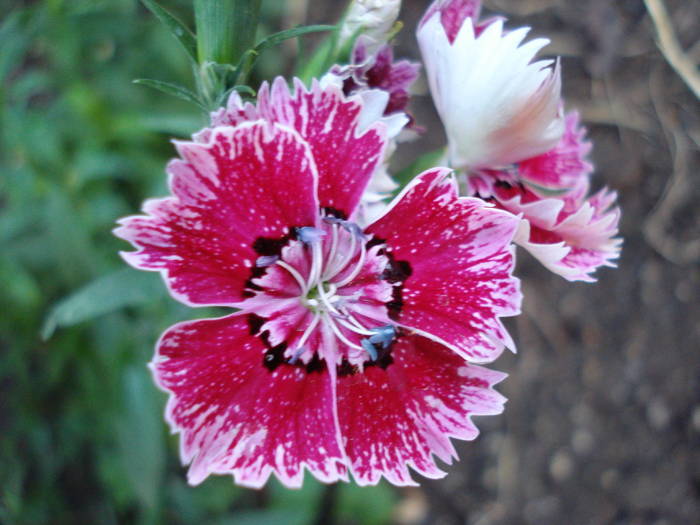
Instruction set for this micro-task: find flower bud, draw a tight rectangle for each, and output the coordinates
[339,0,401,55]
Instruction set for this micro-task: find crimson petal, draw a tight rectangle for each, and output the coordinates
[153,314,347,488]
[337,334,506,486]
[367,169,521,362]
[257,78,387,219]
[115,122,319,306]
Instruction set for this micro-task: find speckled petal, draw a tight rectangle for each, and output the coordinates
[420,0,483,44]
[500,185,622,282]
[518,111,593,192]
[367,169,521,362]
[337,333,507,486]
[256,78,388,219]
[152,314,348,488]
[114,122,319,306]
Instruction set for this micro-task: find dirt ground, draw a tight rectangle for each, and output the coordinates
[326,1,700,523]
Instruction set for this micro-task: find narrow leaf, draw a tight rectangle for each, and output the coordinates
[230,48,259,87]
[255,25,336,51]
[216,84,256,107]
[116,366,166,512]
[133,78,205,110]
[232,85,256,96]
[140,0,197,62]
[42,268,164,340]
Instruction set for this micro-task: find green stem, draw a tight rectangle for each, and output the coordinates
[194,0,261,66]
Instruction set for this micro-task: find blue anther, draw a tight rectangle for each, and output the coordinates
[368,325,395,349]
[296,226,327,244]
[288,346,306,364]
[341,221,366,240]
[255,255,279,267]
[321,216,366,240]
[361,338,378,361]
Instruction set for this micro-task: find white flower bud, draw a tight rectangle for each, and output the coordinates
[339,0,401,54]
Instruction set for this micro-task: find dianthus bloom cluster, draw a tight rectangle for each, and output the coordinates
[116,0,620,487]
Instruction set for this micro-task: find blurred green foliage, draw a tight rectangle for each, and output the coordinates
[0,1,397,523]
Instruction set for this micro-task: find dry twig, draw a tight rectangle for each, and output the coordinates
[644,64,700,265]
[644,0,700,99]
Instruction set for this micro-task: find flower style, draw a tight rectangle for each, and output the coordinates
[417,0,564,170]
[115,79,522,487]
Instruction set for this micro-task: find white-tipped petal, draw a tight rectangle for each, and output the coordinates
[418,15,564,170]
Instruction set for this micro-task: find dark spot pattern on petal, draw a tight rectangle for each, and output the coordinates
[322,207,348,221]
[263,342,288,371]
[252,231,296,257]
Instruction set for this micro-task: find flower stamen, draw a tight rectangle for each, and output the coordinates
[276,260,308,293]
[316,282,341,315]
[327,229,357,280]
[333,240,367,288]
[321,222,340,280]
[361,339,378,361]
[322,312,365,351]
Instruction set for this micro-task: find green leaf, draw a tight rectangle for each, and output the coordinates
[41,268,164,340]
[297,30,340,84]
[0,11,32,84]
[232,85,256,97]
[337,482,396,525]
[214,84,257,107]
[194,0,261,65]
[229,48,259,88]
[137,113,207,136]
[214,510,309,525]
[133,78,206,110]
[116,366,166,512]
[393,147,448,188]
[140,0,197,62]
[255,24,336,51]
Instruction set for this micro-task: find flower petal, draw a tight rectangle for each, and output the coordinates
[420,0,483,44]
[518,111,593,191]
[501,185,622,282]
[114,122,319,306]
[418,14,563,169]
[367,168,521,362]
[153,314,348,488]
[256,78,388,219]
[337,333,506,486]
[346,37,421,118]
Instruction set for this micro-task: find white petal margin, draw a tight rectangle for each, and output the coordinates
[418,14,564,170]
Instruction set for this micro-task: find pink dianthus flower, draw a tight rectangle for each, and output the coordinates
[418,0,621,281]
[115,79,521,487]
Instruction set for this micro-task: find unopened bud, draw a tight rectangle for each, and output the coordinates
[339,0,401,54]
